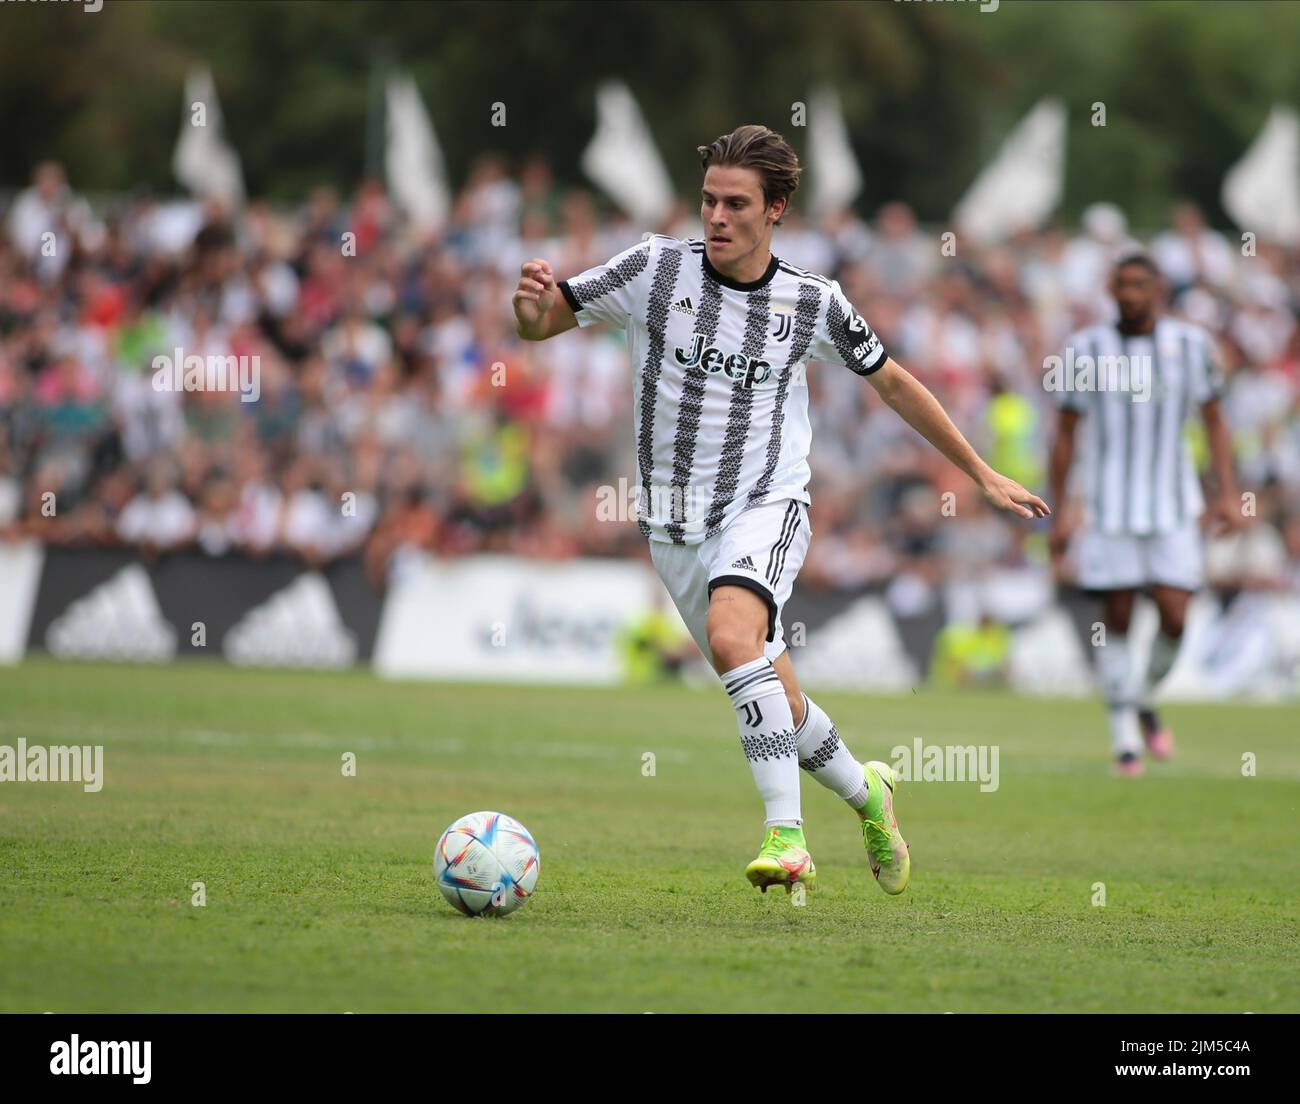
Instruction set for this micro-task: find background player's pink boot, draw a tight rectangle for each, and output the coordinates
[1144,727,1174,760]
[1112,753,1144,777]
[1139,709,1174,761]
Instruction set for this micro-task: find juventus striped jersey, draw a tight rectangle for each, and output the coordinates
[1055,317,1225,535]
[557,234,887,544]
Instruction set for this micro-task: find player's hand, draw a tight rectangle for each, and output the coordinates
[1047,521,1069,557]
[1047,517,1073,562]
[1205,491,1247,535]
[978,469,1051,520]
[513,259,557,331]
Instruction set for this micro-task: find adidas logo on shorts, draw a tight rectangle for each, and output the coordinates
[730,555,755,570]
[670,296,695,316]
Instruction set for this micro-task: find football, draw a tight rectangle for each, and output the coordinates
[434,811,541,917]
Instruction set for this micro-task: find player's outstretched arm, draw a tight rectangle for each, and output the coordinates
[1200,397,1243,533]
[868,357,1051,521]
[513,259,578,341]
[1047,408,1080,567]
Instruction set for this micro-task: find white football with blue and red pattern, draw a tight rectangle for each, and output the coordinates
[434,811,540,917]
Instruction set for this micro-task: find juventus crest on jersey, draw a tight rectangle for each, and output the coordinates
[1055,317,1225,536]
[558,234,886,545]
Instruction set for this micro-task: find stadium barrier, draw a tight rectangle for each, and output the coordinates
[1,542,1296,700]
[4,542,380,668]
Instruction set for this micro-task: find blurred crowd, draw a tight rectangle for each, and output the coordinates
[2,157,1298,597]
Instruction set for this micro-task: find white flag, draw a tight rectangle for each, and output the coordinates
[172,67,245,210]
[953,98,1067,245]
[581,81,674,227]
[808,86,862,219]
[385,73,451,234]
[1223,105,1300,247]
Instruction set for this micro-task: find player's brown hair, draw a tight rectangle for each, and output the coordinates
[697,125,801,227]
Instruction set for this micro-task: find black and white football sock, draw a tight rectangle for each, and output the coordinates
[1096,632,1141,758]
[794,693,870,810]
[1137,630,1181,716]
[721,657,801,828]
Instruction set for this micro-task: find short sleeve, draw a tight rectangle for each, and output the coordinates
[1190,328,1226,403]
[807,279,887,376]
[557,237,655,330]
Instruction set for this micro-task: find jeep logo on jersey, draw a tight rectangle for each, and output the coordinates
[673,335,773,387]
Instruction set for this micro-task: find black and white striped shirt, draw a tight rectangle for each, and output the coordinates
[1056,318,1225,535]
[558,234,887,544]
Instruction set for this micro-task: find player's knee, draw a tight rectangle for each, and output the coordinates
[1160,612,1186,638]
[1105,599,1134,635]
[707,620,765,671]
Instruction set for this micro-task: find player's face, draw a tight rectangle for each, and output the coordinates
[1109,264,1159,323]
[701,165,780,269]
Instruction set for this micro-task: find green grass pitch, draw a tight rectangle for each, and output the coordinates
[1,658,1297,1013]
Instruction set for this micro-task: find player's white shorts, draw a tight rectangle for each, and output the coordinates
[1074,518,1204,592]
[649,498,810,665]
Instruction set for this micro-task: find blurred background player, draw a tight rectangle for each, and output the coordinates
[1048,254,1241,775]
[616,593,696,684]
[929,611,1011,691]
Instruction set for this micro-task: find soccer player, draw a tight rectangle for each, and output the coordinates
[1048,254,1240,776]
[513,125,1048,895]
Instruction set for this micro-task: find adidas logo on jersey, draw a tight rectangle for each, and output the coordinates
[670,296,695,316]
[730,555,756,571]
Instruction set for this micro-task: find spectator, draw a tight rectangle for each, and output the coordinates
[116,464,196,553]
[0,159,1292,606]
